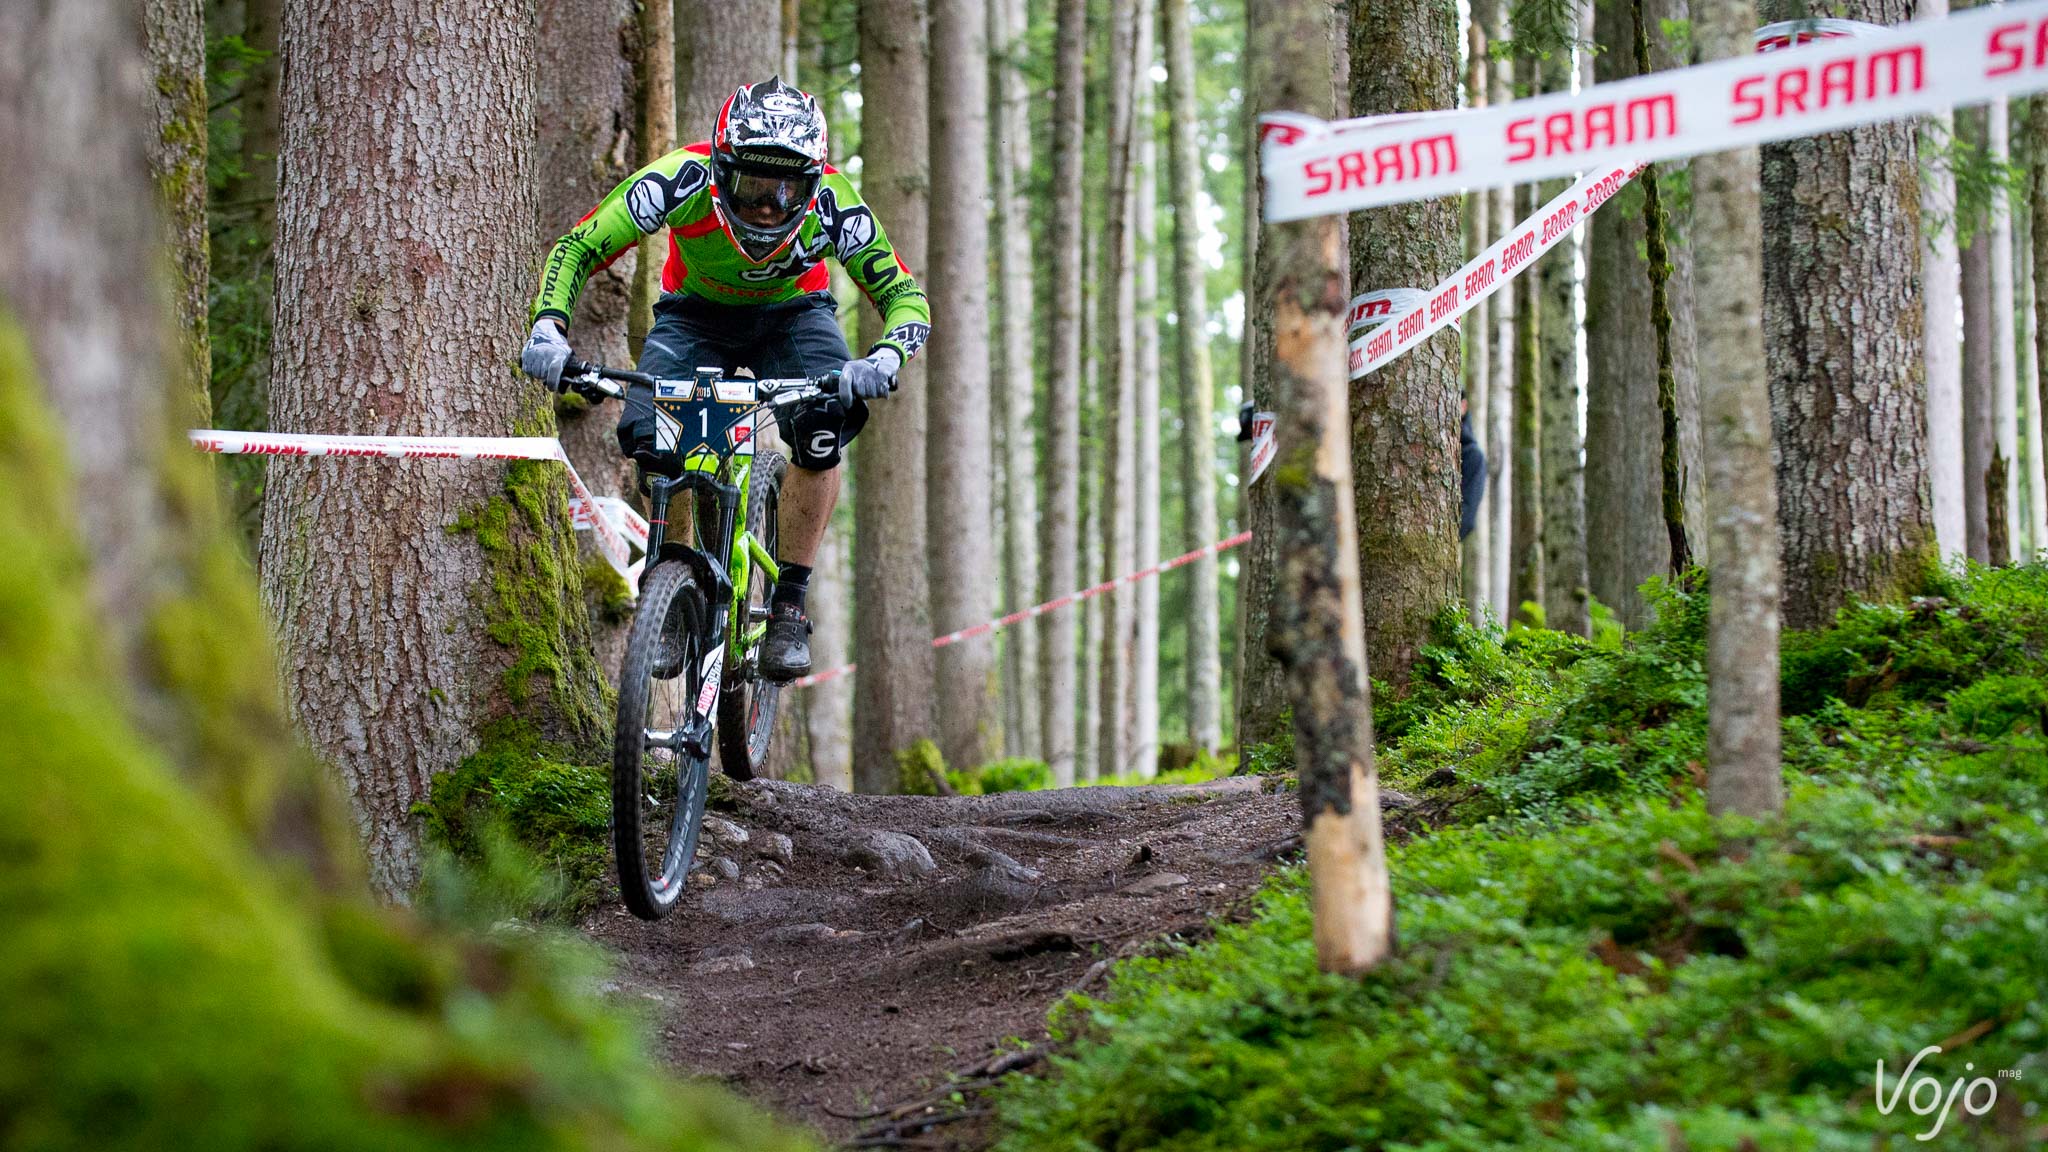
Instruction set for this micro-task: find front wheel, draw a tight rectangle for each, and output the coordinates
[613,559,713,921]
[718,450,787,781]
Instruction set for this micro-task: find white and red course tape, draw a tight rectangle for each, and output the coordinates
[189,431,647,591]
[790,530,1255,689]
[1262,1,2048,220]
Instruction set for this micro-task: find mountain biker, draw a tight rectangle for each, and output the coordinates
[520,77,931,683]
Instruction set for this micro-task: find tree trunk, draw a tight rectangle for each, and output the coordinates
[1539,179,1587,637]
[1462,22,1492,623]
[631,0,677,356]
[852,0,935,792]
[1346,0,1462,685]
[1487,9,1515,624]
[143,0,210,414]
[1759,0,1933,628]
[1991,97,2021,563]
[2019,187,2046,554]
[261,0,608,898]
[1163,0,1222,755]
[1042,0,1085,785]
[807,515,855,788]
[1695,0,1782,818]
[2036,97,2048,558]
[1961,104,1996,565]
[1253,0,1393,975]
[1586,0,1698,628]
[232,0,280,235]
[2,0,350,884]
[1134,57,1163,779]
[538,0,639,680]
[928,0,997,772]
[1509,182,1544,622]
[1920,0,1967,561]
[677,0,781,129]
[1238,92,1291,756]
[1096,0,1140,779]
[993,0,1042,761]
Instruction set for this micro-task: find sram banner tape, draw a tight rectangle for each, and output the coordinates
[190,430,642,591]
[1263,1,2048,218]
[1348,162,1641,380]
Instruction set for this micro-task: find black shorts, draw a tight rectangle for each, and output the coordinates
[619,291,866,471]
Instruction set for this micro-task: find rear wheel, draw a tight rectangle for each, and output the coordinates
[613,559,713,921]
[718,451,788,781]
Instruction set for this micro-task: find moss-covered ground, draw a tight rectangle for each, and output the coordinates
[0,316,808,1151]
[993,567,2048,1150]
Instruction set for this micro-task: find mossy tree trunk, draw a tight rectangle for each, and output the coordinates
[143,0,211,416]
[538,0,640,680]
[1538,170,1587,638]
[1759,0,1934,628]
[1252,0,1393,976]
[1509,182,1544,622]
[2,0,352,886]
[1586,0,1702,628]
[1345,0,1463,686]
[1164,0,1223,755]
[993,0,1043,761]
[261,0,608,900]
[1695,0,1783,818]
[852,0,936,792]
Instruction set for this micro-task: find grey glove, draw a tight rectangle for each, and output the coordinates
[841,347,902,401]
[521,318,572,389]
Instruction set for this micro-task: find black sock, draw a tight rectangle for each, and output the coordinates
[773,562,812,611]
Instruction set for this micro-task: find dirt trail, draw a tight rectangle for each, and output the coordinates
[580,776,1302,1148]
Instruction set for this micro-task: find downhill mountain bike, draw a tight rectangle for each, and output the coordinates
[558,359,846,921]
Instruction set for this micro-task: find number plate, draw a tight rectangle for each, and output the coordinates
[652,380,756,459]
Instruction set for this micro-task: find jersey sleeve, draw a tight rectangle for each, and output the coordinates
[816,174,932,365]
[530,148,713,326]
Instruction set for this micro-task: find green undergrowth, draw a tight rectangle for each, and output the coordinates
[994,566,2048,1150]
[421,721,612,917]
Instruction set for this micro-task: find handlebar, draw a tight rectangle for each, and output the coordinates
[559,359,849,411]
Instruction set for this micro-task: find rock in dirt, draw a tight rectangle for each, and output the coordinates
[711,856,742,881]
[758,922,843,946]
[1118,871,1190,896]
[704,815,751,851]
[690,950,756,976]
[755,831,795,865]
[845,830,937,880]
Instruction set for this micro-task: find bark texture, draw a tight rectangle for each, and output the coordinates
[1539,187,1588,637]
[1486,17,1515,623]
[537,0,639,679]
[1586,0,1702,627]
[807,514,855,788]
[1919,0,1966,560]
[1346,0,1463,685]
[1164,0,1222,754]
[1097,0,1141,780]
[1759,0,1933,628]
[1238,90,1291,755]
[1695,0,1782,818]
[993,0,1042,760]
[1462,22,1492,623]
[631,0,677,356]
[144,0,211,413]
[676,0,781,129]
[852,0,936,791]
[1134,61,1163,778]
[928,0,998,771]
[261,0,607,898]
[1,0,351,884]
[1960,103,1996,564]
[1041,0,1086,784]
[1509,183,1544,620]
[1991,98,2021,562]
[1252,0,1392,975]
[2035,97,2048,555]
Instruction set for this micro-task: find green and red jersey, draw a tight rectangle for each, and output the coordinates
[531,142,931,365]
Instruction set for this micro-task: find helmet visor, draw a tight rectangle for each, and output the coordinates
[722,168,815,230]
